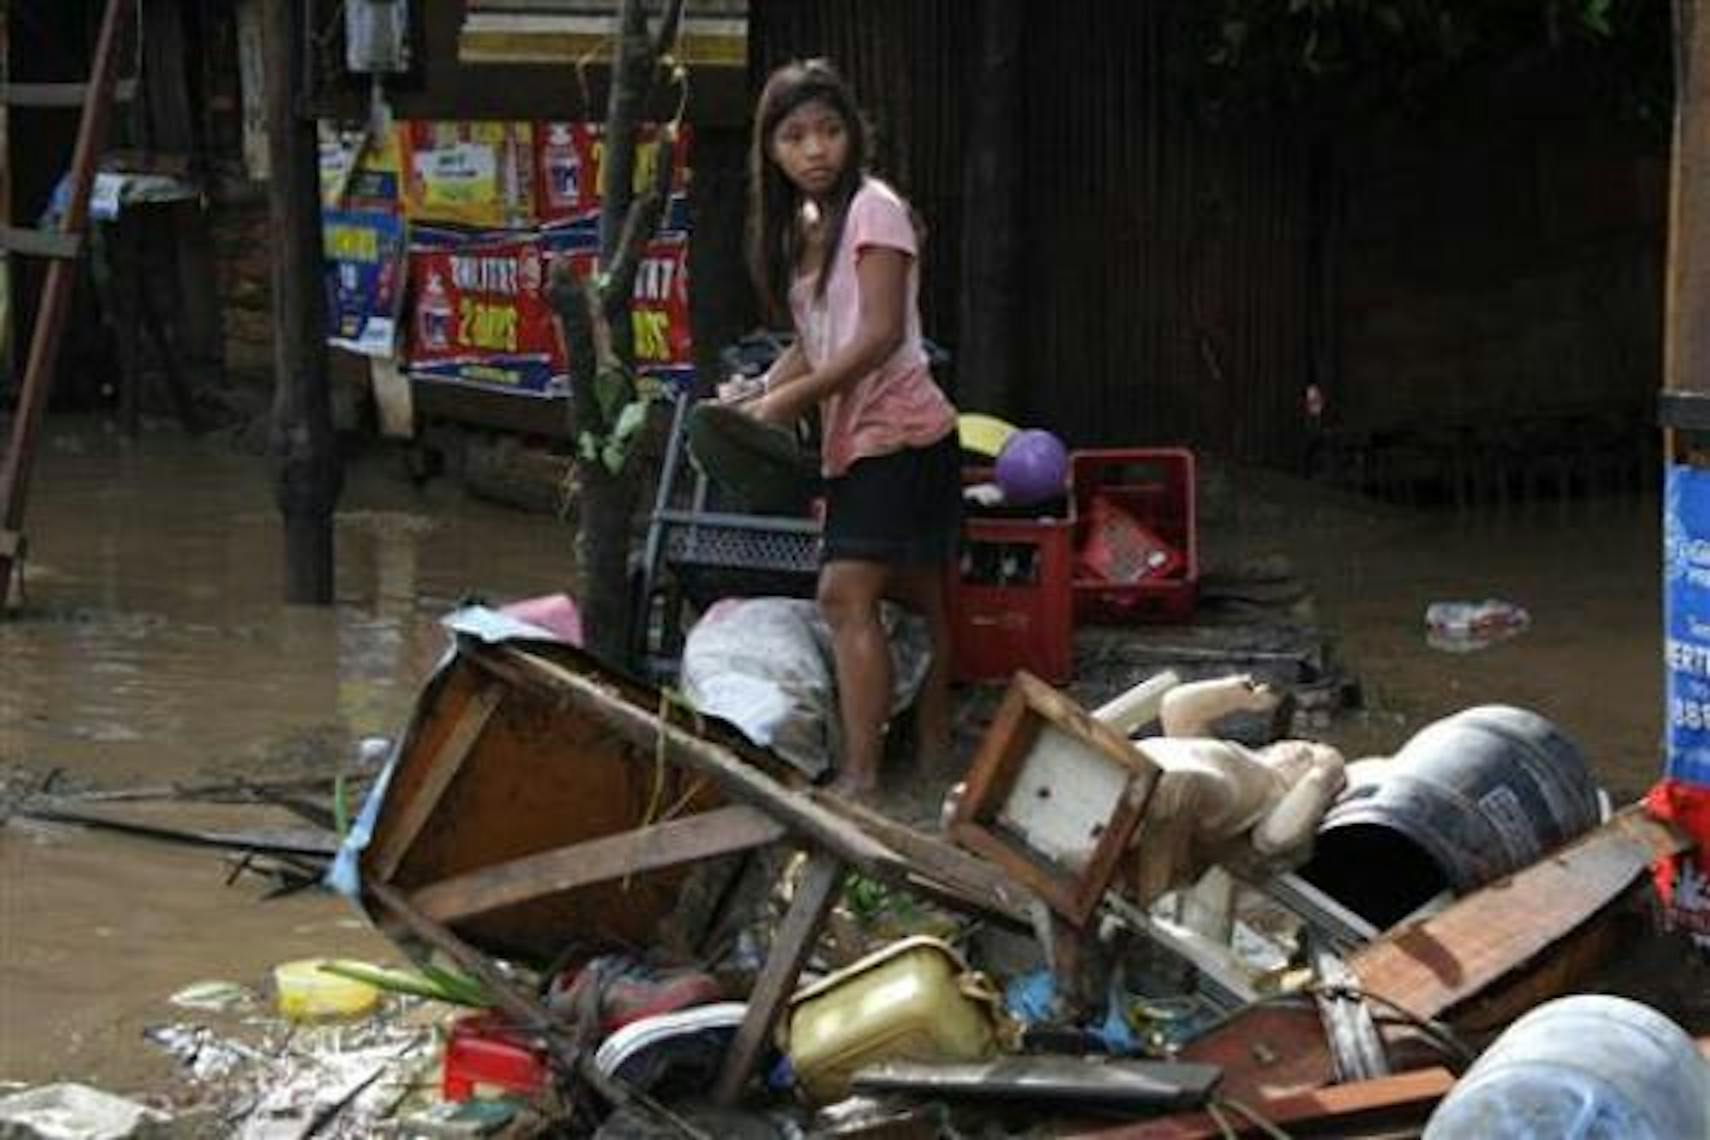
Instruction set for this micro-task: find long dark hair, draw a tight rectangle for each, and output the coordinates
[746,59,870,325]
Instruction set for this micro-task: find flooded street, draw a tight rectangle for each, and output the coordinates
[0,418,1667,1095]
[1290,492,1663,801]
[2,419,580,1090]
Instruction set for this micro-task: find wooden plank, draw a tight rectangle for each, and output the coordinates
[1064,1066,1455,1140]
[0,226,82,260]
[367,879,578,1061]
[820,795,1034,924]
[368,682,503,881]
[410,804,786,923]
[1349,808,1688,1022]
[714,850,845,1105]
[468,643,902,875]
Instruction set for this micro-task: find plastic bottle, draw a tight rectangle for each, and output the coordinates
[1424,599,1529,651]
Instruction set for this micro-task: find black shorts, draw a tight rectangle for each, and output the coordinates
[822,432,963,566]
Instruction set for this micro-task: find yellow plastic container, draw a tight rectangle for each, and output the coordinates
[783,935,1001,1103]
[273,959,382,1020]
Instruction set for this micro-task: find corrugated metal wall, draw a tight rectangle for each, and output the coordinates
[750,0,1315,465]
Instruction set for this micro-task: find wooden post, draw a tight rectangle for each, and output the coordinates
[140,0,225,404]
[263,0,340,604]
[1667,0,1710,438]
[1,1,11,388]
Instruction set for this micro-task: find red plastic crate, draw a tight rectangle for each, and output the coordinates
[442,1013,551,1102]
[950,503,1075,686]
[1071,448,1198,624]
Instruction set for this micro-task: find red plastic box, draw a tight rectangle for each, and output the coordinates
[442,1013,551,1102]
[949,498,1075,686]
[1071,448,1197,624]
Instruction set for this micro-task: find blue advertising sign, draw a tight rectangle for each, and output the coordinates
[1665,464,1710,785]
[323,209,407,357]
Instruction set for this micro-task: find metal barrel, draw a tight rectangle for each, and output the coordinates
[1301,705,1601,929]
[1423,995,1710,1139]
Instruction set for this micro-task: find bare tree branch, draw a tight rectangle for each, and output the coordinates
[604,131,677,315]
[599,0,653,263]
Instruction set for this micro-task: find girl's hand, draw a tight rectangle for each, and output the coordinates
[747,382,809,426]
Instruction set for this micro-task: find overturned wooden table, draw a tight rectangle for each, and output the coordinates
[351,630,1038,1105]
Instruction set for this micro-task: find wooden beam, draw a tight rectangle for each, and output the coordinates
[819,794,1033,924]
[714,850,845,1105]
[367,878,719,1139]
[409,804,786,923]
[467,644,903,875]
[368,683,503,881]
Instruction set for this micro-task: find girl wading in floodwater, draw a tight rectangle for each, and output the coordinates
[739,59,961,798]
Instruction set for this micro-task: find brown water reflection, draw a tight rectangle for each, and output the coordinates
[2,421,579,1090]
[1,421,576,785]
[1292,492,1663,800]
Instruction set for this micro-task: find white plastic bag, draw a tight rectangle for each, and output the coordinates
[681,597,931,780]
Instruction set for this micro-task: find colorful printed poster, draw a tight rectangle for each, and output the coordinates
[535,122,692,222]
[1666,463,1710,785]
[319,123,406,213]
[405,228,562,395]
[324,209,408,357]
[543,228,693,375]
[401,121,535,229]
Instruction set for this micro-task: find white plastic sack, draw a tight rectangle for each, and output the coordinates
[681,597,931,780]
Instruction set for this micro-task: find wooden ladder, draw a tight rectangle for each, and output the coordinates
[0,0,136,605]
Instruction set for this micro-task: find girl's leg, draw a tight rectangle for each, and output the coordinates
[818,559,893,795]
[887,564,953,771]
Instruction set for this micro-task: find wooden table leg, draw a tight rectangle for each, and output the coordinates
[713,850,846,1105]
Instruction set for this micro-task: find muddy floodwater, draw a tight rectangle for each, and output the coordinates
[0,418,1665,1093]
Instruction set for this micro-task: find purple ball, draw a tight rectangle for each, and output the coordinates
[994,429,1069,506]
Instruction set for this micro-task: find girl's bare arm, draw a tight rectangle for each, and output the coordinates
[750,248,907,424]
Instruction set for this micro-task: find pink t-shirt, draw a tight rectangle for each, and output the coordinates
[790,178,957,477]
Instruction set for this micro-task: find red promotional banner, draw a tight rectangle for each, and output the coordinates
[405,230,563,394]
[536,122,693,223]
[547,230,692,370]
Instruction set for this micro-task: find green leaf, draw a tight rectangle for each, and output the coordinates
[592,365,635,430]
[318,961,494,1007]
[577,430,601,464]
